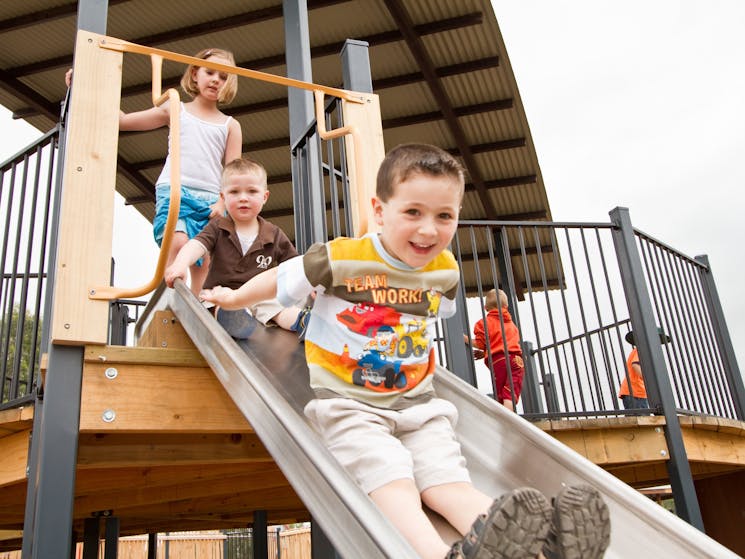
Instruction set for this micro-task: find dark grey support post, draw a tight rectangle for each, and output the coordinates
[23,3,109,557]
[610,207,704,530]
[311,520,343,559]
[341,39,373,93]
[82,518,100,559]
[29,346,85,558]
[695,254,745,420]
[103,517,119,559]
[76,0,108,34]
[520,342,544,414]
[253,510,268,559]
[442,285,478,386]
[147,533,158,559]
[284,0,325,250]
[20,397,43,559]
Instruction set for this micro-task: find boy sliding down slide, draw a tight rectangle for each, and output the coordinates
[202,143,610,558]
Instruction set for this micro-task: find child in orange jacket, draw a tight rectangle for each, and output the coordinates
[471,289,525,411]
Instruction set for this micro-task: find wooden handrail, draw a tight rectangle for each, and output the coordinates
[313,89,369,236]
[99,36,367,104]
[89,35,376,300]
[89,53,182,300]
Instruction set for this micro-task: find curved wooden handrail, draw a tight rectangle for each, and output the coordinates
[89,54,182,300]
[90,36,372,300]
[313,89,368,236]
[99,36,367,104]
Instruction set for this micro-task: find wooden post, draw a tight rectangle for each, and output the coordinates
[341,94,385,237]
[51,30,122,345]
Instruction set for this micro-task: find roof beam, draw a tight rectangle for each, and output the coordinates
[0,68,60,121]
[0,0,132,33]
[383,99,513,129]
[7,8,480,79]
[127,98,521,172]
[381,0,499,219]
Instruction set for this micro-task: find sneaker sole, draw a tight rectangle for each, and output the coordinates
[464,487,552,559]
[550,485,610,559]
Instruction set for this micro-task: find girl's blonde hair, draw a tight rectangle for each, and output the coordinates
[180,48,238,104]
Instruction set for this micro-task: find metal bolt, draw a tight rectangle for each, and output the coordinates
[102,409,116,423]
[89,289,96,295]
[104,367,118,379]
[660,449,667,457]
[161,341,167,347]
[77,166,82,172]
[64,323,70,329]
[655,427,661,433]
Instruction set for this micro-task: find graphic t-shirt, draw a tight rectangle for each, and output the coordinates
[277,234,460,409]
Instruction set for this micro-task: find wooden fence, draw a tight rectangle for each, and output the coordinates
[0,527,311,559]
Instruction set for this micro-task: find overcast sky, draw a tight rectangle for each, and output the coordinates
[1,1,743,375]
[490,0,745,374]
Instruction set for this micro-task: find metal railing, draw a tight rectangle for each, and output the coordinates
[0,127,59,408]
[452,217,744,421]
[291,94,354,244]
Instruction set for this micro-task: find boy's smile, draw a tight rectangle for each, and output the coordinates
[372,172,461,269]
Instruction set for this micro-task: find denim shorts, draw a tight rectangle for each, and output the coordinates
[153,183,218,246]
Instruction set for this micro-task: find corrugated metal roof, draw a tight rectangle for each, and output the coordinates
[0,0,554,291]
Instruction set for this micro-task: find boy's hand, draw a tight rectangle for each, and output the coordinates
[164,264,187,288]
[200,285,239,309]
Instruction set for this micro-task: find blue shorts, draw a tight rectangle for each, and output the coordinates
[154,184,218,266]
[153,183,218,246]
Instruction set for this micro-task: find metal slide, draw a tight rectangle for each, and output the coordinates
[167,282,738,559]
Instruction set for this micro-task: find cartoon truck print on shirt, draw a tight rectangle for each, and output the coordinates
[352,348,407,390]
[337,304,429,359]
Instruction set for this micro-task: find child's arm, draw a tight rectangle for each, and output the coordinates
[119,104,170,132]
[224,119,243,164]
[200,266,279,310]
[209,119,242,218]
[164,240,207,287]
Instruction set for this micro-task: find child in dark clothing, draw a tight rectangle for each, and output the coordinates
[165,157,308,338]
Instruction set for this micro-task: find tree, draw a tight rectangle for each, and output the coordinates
[0,304,42,404]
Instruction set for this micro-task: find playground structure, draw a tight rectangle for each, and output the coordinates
[1,2,745,558]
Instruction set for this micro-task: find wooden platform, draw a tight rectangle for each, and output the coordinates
[533,414,745,488]
[0,313,309,553]
[1,311,744,552]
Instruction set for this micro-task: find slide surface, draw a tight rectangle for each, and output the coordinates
[167,282,738,559]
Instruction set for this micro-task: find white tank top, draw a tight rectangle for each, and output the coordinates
[156,103,232,194]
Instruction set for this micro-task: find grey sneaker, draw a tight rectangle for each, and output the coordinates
[216,308,258,339]
[447,487,551,559]
[543,484,610,559]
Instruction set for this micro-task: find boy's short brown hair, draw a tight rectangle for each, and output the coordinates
[221,157,267,188]
[181,47,238,104]
[484,288,508,310]
[376,143,465,202]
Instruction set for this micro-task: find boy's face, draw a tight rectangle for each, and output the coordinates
[372,172,461,268]
[221,171,269,224]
